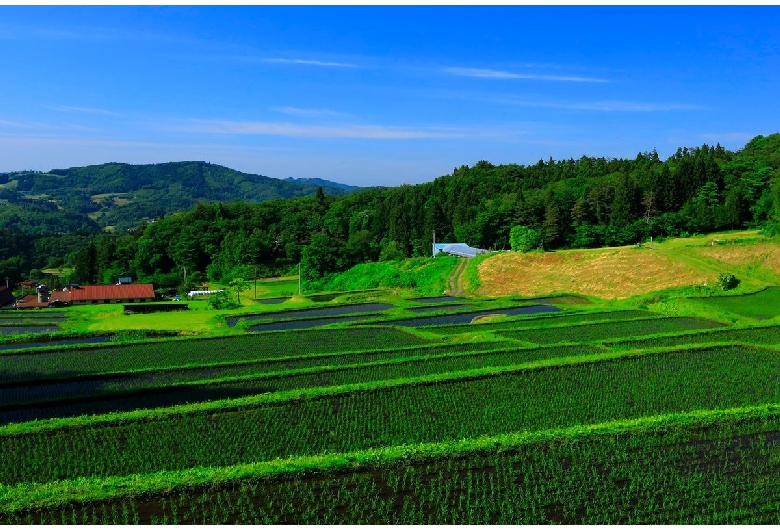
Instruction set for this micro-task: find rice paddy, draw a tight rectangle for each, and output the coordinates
[2,272,780,523]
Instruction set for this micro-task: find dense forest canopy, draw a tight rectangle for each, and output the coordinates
[3,134,780,291]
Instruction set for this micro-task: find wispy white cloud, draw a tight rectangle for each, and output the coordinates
[564,101,701,112]
[0,23,189,44]
[444,66,608,83]
[271,107,348,118]
[0,118,91,131]
[168,119,464,140]
[0,134,285,149]
[501,98,702,112]
[261,58,356,68]
[45,105,122,116]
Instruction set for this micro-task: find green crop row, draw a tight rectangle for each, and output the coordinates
[696,287,780,319]
[0,343,602,425]
[0,313,65,320]
[0,339,495,389]
[0,327,428,384]
[135,343,602,397]
[5,404,780,523]
[2,344,780,486]
[497,316,726,345]
[426,309,654,335]
[607,324,780,350]
[0,321,62,327]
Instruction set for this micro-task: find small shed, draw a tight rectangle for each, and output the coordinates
[433,243,489,258]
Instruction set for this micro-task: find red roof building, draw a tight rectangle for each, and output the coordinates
[69,284,155,304]
[14,288,71,309]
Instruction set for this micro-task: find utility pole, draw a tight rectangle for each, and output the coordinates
[298,262,302,295]
[432,230,436,258]
[183,266,187,285]
[254,266,257,299]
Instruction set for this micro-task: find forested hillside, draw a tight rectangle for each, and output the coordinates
[0,161,356,232]
[3,134,779,290]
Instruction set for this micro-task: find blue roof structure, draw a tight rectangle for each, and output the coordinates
[433,243,489,258]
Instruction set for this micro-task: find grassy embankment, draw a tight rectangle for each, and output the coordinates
[311,255,461,296]
[475,230,780,300]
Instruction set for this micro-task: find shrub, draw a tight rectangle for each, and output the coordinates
[509,226,541,253]
[717,273,740,291]
[207,291,240,310]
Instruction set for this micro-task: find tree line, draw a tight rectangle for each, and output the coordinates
[3,134,779,292]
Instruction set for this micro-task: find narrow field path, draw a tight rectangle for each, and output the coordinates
[447,259,468,296]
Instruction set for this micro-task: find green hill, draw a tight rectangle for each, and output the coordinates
[0,162,357,232]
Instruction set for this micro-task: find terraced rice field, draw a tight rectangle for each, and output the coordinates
[426,309,654,335]
[0,343,601,425]
[2,297,780,523]
[606,324,780,349]
[0,328,427,382]
[0,326,60,335]
[0,336,108,352]
[0,312,66,320]
[407,304,473,313]
[496,317,726,345]
[409,296,464,304]
[383,305,561,327]
[225,303,395,327]
[254,297,288,304]
[246,315,374,331]
[0,311,65,336]
[694,287,780,320]
[10,412,780,524]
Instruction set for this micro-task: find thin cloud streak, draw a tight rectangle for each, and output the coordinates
[271,107,348,118]
[46,105,122,116]
[0,118,92,131]
[0,134,297,152]
[170,119,465,139]
[501,98,702,112]
[444,66,608,83]
[261,58,356,68]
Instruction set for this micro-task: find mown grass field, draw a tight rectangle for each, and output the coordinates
[2,231,780,523]
[476,230,779,299]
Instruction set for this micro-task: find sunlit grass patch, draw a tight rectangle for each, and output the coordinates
[477,246,712,299]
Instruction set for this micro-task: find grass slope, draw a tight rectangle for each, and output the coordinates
[312,256,460,296]
[476,230,780,299]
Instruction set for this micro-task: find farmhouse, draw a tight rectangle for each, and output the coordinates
[14,283,71,308]
[69,283,155,304]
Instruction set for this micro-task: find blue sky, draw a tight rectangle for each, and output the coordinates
[1,6,778,186]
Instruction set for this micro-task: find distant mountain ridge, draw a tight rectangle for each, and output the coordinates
[283,177,362,192]
[0,161,359,232]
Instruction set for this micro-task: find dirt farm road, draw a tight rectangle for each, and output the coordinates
[447,258,468,296]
